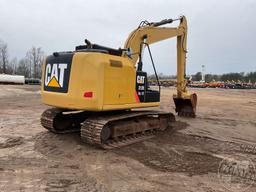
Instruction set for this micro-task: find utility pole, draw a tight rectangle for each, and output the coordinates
[201,65,205,82]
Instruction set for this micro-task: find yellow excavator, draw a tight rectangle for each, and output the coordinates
[41,16,197,149]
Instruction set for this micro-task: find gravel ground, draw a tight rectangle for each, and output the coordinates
[0,85,255,192]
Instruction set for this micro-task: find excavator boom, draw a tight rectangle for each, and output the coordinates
[124,16,197,117]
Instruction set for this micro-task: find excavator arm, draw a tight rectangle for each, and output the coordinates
[124,16,197,117]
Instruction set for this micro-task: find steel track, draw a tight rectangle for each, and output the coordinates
[80,111,175,149]
[41,108,175,149]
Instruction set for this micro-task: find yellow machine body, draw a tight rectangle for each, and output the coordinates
[40,16,197,149]
[41,16,197,117]
[41,52,159,111]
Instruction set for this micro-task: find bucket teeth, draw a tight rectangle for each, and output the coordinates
[178,111,196,118]
[173,93,197,118]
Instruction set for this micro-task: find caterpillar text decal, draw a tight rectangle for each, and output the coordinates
[43,53,73,93]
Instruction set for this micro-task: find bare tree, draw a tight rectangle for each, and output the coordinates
[10,57,18,74]
[0,40,8,74]
[16,58,30,77]
[26,47,44,78]
[0,41,44,77]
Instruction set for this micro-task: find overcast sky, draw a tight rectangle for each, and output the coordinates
[0,0,255,75]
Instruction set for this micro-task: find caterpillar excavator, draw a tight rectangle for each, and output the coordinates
[41,16,197,149]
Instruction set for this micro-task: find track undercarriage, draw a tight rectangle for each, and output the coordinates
[41,108,175,149]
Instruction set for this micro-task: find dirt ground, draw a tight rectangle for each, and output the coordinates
[0,85,255,192]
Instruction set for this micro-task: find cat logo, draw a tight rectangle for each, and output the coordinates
[137,75,145,84]
[45,63,67,88]
[43,53,73,93]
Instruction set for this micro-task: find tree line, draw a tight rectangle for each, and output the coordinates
[1,38,255,83]
[0,39,44,78]
[149,71,256,83]
[192,72,256,83]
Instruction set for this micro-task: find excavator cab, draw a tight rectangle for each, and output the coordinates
[135,71,160,103]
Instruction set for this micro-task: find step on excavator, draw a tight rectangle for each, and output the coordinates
[41,16,197,149]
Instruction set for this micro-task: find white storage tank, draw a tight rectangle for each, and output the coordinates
[0,74,25,84]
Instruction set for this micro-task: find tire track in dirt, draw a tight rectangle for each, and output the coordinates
[114,120,256,177]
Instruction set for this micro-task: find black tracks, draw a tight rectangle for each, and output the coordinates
[41,108,175,149]
[81,111,175,149]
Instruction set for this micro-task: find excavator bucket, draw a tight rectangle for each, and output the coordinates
[173,93,197,118]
